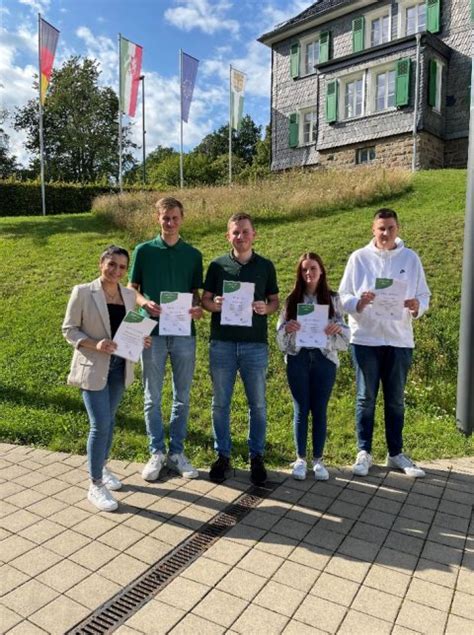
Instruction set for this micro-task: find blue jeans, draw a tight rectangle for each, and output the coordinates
[352,344,413,456]
[82,355,125,482]
[286,349,337,459]
[210,340,268,458]
[141,335,196,455]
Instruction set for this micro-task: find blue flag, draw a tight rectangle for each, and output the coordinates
[181,52,199,123]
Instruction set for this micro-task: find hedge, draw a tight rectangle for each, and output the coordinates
[0,181,156,216]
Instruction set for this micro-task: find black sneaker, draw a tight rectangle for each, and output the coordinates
[209,454,231,483]
[250,455,267,486]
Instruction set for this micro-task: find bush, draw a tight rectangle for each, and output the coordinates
[0,180,158,216]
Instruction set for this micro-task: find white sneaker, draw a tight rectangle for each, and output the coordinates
[291,458,307,480]
[142,452,166,481]
[387,453,425,478]
[167,453,198,479]
[88,483,118,512]
[352,450,373,476]
[312,458,329,481]
[102,466,122,491]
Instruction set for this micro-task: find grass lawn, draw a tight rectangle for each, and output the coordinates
[0,170,472,469]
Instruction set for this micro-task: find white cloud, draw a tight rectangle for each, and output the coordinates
[75,25,118,86]
[259,0,314,32]
[164,0,239,35]
[18,0,50,13]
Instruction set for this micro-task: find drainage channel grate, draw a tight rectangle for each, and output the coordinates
[67,482,278,635]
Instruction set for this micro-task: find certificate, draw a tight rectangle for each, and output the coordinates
[296,304,329,349]
[221,280,254,327]
[372,278,407,321]
[113,310,156,362]
[159,292,192,336]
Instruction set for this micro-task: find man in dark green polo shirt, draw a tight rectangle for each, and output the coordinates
[202,212,279,485]
[128,197,203,481]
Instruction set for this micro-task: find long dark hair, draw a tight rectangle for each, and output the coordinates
[285,252,335,320]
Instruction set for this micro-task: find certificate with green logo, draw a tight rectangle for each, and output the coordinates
[373,278,407,321]
[159,292,193,336]
[221,280,254,327]
[295,303,329,348]
[113,310,156,362]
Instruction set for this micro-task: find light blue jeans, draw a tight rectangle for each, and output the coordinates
[82,355,125,482]
[210,340,268,458]
[141,335,196,455]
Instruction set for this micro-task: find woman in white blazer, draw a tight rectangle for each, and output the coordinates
[62,245,147,511]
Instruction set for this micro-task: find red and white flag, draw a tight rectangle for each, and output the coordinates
[120,35,143,117]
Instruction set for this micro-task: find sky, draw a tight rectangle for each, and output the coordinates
[0,0,314,167]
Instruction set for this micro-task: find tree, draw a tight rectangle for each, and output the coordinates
[193,115,262,165]
[14,56,136,182]
[125,145,177,184]
[0,108,18,178]
[148,152,218,188]
[253,124,271,168]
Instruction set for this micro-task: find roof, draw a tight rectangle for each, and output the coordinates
[258,0,353,44]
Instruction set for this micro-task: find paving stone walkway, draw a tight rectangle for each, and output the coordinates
[0,443,473,634]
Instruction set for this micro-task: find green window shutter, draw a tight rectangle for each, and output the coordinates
[319,31,331,63]
[471,0,474,21]
[326,80,338,123]
[428,59,438,107]
[427,0,441,34]
[352,16,365,53]
[289,113,299,147]
[395,58,412,107]
[290,42,300,79]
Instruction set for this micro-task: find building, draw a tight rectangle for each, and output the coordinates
[258,0,472,170]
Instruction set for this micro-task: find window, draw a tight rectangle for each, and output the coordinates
[303,39,320,75]
[371,14,390,46]
[399,0,426,36]
[365,6,391,48]
[375,69,396,111]
[301,109,317,144]
[343,76,364,119]
[356,147,376,164]
[428,58,444,112]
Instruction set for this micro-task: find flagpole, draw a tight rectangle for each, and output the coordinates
[229,65,232,186]
[179,49,184,189]
[38,13,46,216]
[118,33,123,193]
[140,74,146,185]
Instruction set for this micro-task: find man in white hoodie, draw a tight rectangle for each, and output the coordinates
[339,209,430,478]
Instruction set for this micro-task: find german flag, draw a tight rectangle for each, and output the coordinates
[39,17,60,105]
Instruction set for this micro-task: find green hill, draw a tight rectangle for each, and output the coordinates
[0,170,472,468]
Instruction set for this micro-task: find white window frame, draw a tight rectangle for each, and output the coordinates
[398,0,427,37]
[431,58,445,114]
[340,71,366,120]
[365,5,392,49]
[356,147,376,164]
[299,106,318,145]
[367,62,397,114]
[300,32,321,76]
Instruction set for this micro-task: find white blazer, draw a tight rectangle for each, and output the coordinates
[62,277,137,390]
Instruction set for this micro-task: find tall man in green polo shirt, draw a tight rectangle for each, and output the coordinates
[129,197,203,481]
[202,212,279,485]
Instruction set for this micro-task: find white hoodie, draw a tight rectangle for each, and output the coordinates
[338,238,430,348]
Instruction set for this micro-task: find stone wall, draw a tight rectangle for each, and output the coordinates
[318,133,415,169]
[445,137,469,167]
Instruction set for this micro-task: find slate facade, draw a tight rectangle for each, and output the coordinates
[258,0,472,170]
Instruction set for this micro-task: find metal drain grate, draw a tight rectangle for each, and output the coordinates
[67,483,277,634]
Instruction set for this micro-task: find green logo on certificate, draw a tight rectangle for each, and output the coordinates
[161,292,178,303]
[375,278,393,290]
[124,311,145,323]
[297,304,315,316]
[223,281,241,294]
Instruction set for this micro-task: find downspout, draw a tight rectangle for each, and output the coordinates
[315,68,320,155]
[412,32,422,172]
[269,45,274,171]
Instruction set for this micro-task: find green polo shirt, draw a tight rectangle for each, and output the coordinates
[204,251,279,343]
[129,235,203,336]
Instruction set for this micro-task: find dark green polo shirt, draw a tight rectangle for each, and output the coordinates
[129,235,203,336]
[204,251,279,343]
